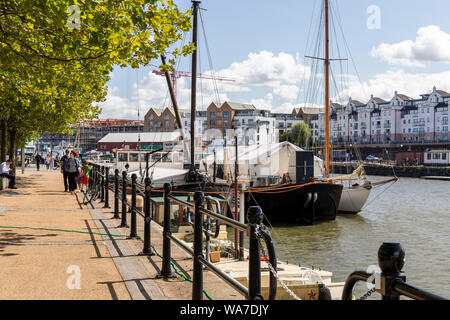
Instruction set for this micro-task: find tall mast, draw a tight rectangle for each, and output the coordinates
[324,0,330,177]
[190,1,200,171]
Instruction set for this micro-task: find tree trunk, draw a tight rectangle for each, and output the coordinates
[1,119,7,163]
[9,129,16,174]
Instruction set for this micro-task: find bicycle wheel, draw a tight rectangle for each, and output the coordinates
[82,182,98,205]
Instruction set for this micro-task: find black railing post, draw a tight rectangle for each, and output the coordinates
[247,206,263,300]
[157,183,176,278]
[113,169,120,219]
[128,173,138,239]
[119,171,129,228]
[100,165,105,202]
[192,190,205,300]
[103,166,110,208]
[140,177,154,256]
[377,242,405,300]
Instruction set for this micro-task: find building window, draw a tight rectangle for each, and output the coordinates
[443,153,447,160]
[210,112,215,118]
[223,111,229,118]
[165,121,170,127]
[165,114,170,120]
[165,128,169,132]
[427,153,431,160]
[210,119,215,125]
[224,120,229,127]
[149,114,154,120]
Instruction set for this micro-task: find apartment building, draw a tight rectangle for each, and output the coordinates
[38,119,144,153]
[205,101,278,146]
[312,87,450,145]
[144,107,204,138]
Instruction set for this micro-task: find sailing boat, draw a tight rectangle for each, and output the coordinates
[307,0,397,214]
[234,0,345,225]
[333,160,398,214]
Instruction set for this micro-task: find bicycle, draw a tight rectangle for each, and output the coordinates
[81,175,101,205]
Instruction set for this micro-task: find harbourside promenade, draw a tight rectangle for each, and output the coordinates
[0,168,243,300]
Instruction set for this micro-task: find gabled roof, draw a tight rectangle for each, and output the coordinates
[436,90,450,96]
[225,101,256,111]
[331,102,344,109]
[372,97,387,103]
[397,94,413,101]
[350,100,364,106]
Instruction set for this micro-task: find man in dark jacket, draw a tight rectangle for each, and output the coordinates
[35,153,41,171]
[60,150,70,192]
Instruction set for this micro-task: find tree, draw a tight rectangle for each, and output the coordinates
[282,122,312,149]
[0,0,194,165]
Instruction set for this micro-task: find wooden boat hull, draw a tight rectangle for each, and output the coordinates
[244,182,343,225]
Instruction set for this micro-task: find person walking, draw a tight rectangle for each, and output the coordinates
[60,150,70,192]
[35,153,41,171]
[45,154,50,171]
[66,151,81,194]
[1,159,17,189]
[49,153,54,170]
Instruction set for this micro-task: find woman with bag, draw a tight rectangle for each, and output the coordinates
[66,151,81,194]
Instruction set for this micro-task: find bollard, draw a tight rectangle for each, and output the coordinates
[157,183,176,278]
[140,177,154,256]
[247,206,263,300]
[100,166,105,203]
[104,167,110,208]
[192,191,205,300]
[120,171,129,228]
[341,242,448,300]
[113,169,120,219]
[128,174,138,239]
[377,242,405,300]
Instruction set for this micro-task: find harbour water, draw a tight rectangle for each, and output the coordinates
[229,176,450,299]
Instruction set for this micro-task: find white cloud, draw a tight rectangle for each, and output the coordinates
[97,86,138,119]
[371,25,450,67]
[246,93,274,110]
[217,50,311,88]
[273,85,300,103]
[99,51,313,117]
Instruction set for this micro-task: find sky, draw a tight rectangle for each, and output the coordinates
[98,0,450,120]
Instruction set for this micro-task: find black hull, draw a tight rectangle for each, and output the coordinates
[245,183,343,225]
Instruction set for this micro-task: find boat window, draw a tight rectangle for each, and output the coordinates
[129,153,139,162]
[118,153,128,162]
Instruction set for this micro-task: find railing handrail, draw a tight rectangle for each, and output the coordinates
[91,163,276,300]
[341,243,448,300]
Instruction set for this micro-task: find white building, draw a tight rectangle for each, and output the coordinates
[312,86,450,145]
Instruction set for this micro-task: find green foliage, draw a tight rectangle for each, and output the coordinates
[0,0,194,145]
[283,122,312,149]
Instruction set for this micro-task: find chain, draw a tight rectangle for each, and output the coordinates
[254,227,302,300]
[357,287,376,300]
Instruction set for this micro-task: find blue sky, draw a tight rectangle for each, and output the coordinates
[99,0,450,119]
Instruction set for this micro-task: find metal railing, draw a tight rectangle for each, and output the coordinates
[341,242,448,300]
[89,163,278,300]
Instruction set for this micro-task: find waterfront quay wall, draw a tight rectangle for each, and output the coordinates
[332,162,450,178]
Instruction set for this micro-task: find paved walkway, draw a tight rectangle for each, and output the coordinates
[0,168,244,300]
[0,169,131,299]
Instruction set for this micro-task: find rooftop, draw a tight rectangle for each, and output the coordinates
[98,132,181,143]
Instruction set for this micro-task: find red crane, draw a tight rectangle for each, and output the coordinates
[152,70,235,99]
